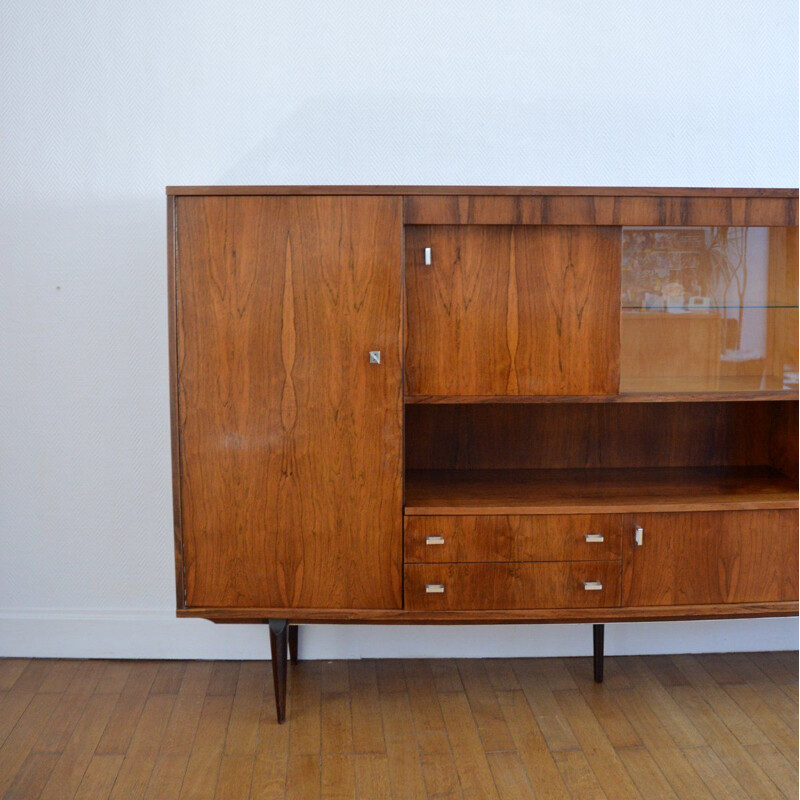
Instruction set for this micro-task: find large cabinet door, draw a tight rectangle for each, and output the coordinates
[622,510,798,606]
[405,225,620,396]
[174,196,403,609]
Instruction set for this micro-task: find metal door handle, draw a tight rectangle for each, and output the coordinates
[584,534,604,543]
[425,584,445,593]
[425,536,445,545]
[584,581,603,591]
[634,526,644,547]
[424,247,432,265]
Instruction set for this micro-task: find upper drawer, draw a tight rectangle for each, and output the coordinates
[405,514,622,563]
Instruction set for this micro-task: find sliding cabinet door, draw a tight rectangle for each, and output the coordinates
[174,195,403,609]
[405,225,620,396]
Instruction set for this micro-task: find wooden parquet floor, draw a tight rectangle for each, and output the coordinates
[0,652,797,799]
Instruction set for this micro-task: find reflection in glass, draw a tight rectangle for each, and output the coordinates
[620,227,798,393]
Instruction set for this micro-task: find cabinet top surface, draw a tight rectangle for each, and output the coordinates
[166,185,798,197]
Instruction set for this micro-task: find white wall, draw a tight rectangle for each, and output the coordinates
[1,0,797,659]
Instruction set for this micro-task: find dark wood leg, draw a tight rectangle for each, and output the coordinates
[593,623,604,683]
[268,619,288,723]
[288,624,299,664]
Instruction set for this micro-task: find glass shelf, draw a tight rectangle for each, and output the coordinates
[620,227,798,395]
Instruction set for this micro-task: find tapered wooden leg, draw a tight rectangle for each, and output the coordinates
[269,619,288,723]
[288,624,299,664]
[593,623,604,683]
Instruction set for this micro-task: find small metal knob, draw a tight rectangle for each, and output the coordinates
[425,535,445,545]
[368,351,381,364]
[584,581,603,591]
[425,584,445,593]
[584,534,604,543]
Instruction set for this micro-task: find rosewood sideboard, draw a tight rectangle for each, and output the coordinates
[167,186,799,722]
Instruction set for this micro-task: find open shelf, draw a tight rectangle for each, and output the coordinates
[405,466,798,515]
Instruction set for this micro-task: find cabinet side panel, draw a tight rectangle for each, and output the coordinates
[176,196,403,609]
[167,196,185,609]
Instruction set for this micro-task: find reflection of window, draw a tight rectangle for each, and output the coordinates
[622,227,769,356]
[620,226,797,392]
[622,228,710,310]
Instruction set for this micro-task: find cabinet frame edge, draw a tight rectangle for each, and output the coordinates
[167,195,186,610]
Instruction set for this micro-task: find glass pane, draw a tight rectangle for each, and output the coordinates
[621,227,798,393]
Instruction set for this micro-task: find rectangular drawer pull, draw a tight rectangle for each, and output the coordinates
[425,583,445,594]
[425,535,445,545]
[583,581,603,591]
[584,534,604,543]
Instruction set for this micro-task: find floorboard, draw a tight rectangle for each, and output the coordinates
[0,652,794,799]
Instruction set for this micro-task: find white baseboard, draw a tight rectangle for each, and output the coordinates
[0,610,796,659]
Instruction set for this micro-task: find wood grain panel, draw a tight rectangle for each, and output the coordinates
[404,515,622,563]
[404,466,798,515]
[169,186,799,197]
[403,195,798,226]
[179,601,798,623]
[622,510,799,606]
[404,225,515,395]
[405,401,782,470]
[405,226,620,395]
[770,401,799,482]
[167,196,185,609]
[514,227,620,394]
[404,562,622,610]
[175,195,403,609]
[405,389,799,403]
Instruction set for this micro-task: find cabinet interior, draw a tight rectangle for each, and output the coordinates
[405,400,798,514]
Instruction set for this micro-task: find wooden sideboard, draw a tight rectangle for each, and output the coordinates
[167,186,799,722]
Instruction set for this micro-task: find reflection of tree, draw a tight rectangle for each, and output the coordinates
[708,227,748,351]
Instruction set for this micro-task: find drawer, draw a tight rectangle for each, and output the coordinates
[404,514,621,563]
[405,562,621,610]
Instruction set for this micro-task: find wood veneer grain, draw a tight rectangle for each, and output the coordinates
[166,186,799,198]
[175,195,403,609]
[405,402,784,470]
[403,195,798,226]
[167,195,184,609]
[622,510,799,606]
[404,466,798,515]
[404,515,622,563]
[404,562,622,611]
[404,226,620,395]
[178,601,799,623]
[405,390,800,403]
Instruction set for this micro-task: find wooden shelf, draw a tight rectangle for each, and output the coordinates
[405,389,799,404]
[619,375,797,397]
[405,466,798,515]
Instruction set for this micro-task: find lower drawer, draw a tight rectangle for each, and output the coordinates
[404,562,621,610]
[405,514,621,562]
